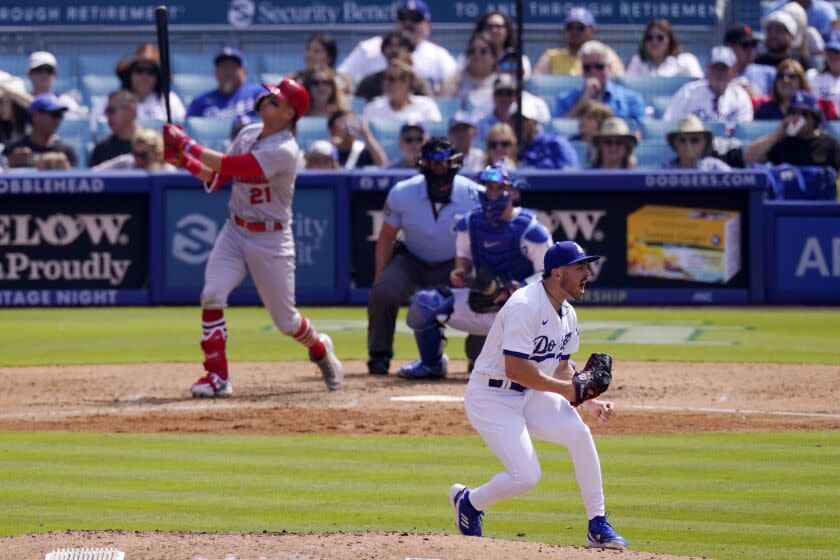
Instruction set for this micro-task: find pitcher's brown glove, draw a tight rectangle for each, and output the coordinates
[571,353,612,406]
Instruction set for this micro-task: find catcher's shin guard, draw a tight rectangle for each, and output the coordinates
[415,324,446,366]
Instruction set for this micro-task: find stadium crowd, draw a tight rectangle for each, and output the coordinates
[2,0,840,176]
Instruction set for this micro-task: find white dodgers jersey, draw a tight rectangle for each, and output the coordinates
[226,123,299,224]
[472,281,579,381]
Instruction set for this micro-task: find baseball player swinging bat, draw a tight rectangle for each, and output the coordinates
[154,5,173,124]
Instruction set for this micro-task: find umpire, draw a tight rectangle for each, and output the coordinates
[367,137,482,375]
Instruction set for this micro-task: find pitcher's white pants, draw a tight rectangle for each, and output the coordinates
[464,374,606,519]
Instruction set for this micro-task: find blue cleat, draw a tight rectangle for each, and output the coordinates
[449,483,483,536]
[587,512,628,550]
[397,355,448,379]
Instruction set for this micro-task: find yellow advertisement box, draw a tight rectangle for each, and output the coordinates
[627,205,741,283]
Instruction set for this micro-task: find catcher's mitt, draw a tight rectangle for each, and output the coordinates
[571,353,612,406]
[467,267,516,313]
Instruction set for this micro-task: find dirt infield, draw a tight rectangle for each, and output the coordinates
[2,359,838,559]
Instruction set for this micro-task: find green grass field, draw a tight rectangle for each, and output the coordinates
[1,306,839,559]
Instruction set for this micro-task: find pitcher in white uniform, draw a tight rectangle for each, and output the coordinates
[449,240,628,550]
[162,79,343,397]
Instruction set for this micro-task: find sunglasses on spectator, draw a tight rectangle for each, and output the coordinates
[30,65,55,75]
[384,73,410,83]
[402,135,425,143]
[583,63,606,72]
[565,23,586,32]
[738,41,758,49]
[397,9,424,22]
[132,65,158,75]
[467,47,491,56]
[677,135,704,145]
[600,138,626,146]
[645,34,667,43]
[487,139,512,149]
[310,79,332,87]
[494,88,515,96]
[778,72,799,82]
[482,22,506,31]
[104,105,123,115]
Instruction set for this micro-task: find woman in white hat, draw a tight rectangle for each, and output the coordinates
[661,115,731,170]
[591,117,637,169]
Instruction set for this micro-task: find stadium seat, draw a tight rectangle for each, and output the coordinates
[424,120,448,138]
[138,118,166,133]
[79,53,122,77]
[258,52,300,76]
[58,118,93,168]
[618,75,699,101]
[526,75,583,97]
[828,121,840,138]
[648,96,672,119]
[633,142,670,169]
[367,118,404,162]
[0,54,28,77]
[171,52,215,75]
[172,74,217,105]
[733,120,782,143]
[433,97,461,122]
[538,95,558,117]
[185,116,232,153]
[569,141,589,167]
[549,118,579,137]
[81,75,120,104]
[296,116,329,152]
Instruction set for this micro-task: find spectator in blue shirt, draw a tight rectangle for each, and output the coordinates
[515,96,579,169]
[555,40,646,130]
[725,24,776,97]
[185,48,265,120]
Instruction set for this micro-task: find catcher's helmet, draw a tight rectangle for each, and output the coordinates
[478,161,517,223]
[256,78,310,118]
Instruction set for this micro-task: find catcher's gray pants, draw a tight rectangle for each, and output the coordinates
[367,250,453,360]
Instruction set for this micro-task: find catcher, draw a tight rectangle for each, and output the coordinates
[397,162,552,379]
[448,240,628,550]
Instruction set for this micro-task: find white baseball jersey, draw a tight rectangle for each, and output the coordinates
[337,35,458,87]
[663,80,754,128]
[625,53,704,78]
[362,94,443,123]
[472,281,579,380]
[226,123,299,224]
[807,70,840,107]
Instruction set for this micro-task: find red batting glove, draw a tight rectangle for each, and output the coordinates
[163,144,184,167]
[163,123,204,158]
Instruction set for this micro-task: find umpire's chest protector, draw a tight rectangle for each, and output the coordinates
[468,210,535,281]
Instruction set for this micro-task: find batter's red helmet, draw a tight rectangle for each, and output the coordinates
[256,78,310,118]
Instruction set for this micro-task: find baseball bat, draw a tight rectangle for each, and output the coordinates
[154,5,173,124]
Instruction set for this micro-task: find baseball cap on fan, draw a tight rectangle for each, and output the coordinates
[215,47,246,67]
[544,241,601,273]
[398,0,431,21]
[709,46,737,68]
[29,51,58,71]
[564,7,596,27]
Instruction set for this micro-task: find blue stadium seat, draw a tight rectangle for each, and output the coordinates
[570,141,589,167]
[260,73,285,86]
[58,118,93,168]
[367,118,404,162]
[296,116,329,152]
[539,95,559,117]
[733,120,782,143]
[81,75,120,104]
[0,54,29,77]
[633,142,671,169]
[424,120,448,138]
[549,118,579,137]
[172,74,217,105]
[79,53,122,77]
[526,75,583,97]
[171,52,215,75]
[185,116,232,153]
[642,119,728,141]
[258,53,300,76]
[648,96,672,119]
[138,119,166,133]
[618,75,698,101]
[433,97,460,122]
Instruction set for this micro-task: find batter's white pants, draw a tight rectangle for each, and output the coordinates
[200,220,301,335]
[464,374,606,520]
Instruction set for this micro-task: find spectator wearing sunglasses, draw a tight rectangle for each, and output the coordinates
[663,46,754,131]
[534,7,625,77]
[355,31,434,102]
[755,11,813,71]
[185,48,265,121]
[93,128,175,171]
[338,0,457,93]
[661,115,731,170]
[439,32,499,108]
[483,122,518,168]
[3,94,77,168]
[462,11,531,81]
[27,51,86,118]
[386,121,429,168]
[755,59,835,120]
[448,110,485,172]
[626,19,703,78]
[291,34,354,96]
[725,25,776,97]
[745,89,840,169]
[300,65,349,118]
[474,74,550,143]
[89,90,138,167]
[590,117,637,169]
[363,56,442,123]
[555,41,645,130]
[514,96,578,169]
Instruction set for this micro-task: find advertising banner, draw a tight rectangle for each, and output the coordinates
[0,193,149,306]
[0,0,719,27]
[769,210,840,303]
[160,182,340,304]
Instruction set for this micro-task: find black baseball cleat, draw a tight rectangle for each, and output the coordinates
[367,356,390,375]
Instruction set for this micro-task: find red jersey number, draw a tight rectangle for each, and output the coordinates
[249,186,272,205]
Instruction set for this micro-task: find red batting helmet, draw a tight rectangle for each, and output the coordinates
[255,78,310,118]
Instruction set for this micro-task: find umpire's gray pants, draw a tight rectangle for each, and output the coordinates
[367,250,454,360]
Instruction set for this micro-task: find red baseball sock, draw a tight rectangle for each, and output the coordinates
[201,308,228,379]
[293,315,326,361]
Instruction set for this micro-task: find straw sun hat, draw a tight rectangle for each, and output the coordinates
[666,115,713,152]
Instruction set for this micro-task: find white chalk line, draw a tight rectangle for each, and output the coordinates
[625,404,840,419]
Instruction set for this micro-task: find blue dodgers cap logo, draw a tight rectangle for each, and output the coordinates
[544,240,601,271]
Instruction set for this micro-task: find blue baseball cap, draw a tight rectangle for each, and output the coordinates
[564,7,595,27]
[789,90,821,118]
[398,0,431,21]
[28,93,68,115]
[215,47,245,67]
[544,241,601,272]
[825,40,840,52]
